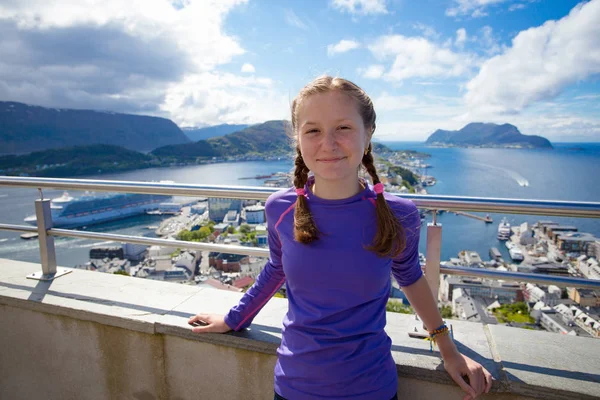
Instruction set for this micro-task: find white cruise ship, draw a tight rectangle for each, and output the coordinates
[497,217,511,240]
[24,189,172,229]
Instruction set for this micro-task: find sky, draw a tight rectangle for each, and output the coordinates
[0,0,599,142]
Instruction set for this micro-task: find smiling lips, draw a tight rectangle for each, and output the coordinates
[317,156,346,163]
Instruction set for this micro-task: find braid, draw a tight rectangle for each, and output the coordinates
[362,146,406,257]
[293,147,319,243]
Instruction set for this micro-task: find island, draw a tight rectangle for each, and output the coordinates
[425,123,553,149]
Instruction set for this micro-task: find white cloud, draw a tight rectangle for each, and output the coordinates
[358,64,385,79]
[508,3,526,11]
[477,26,502,55]
[327,39,360,56]
[0,0,295,127]
[367,34,478,81]
[446,0,507,18]
[374,92,420,111]
[331,0,388,15]
[455,28,467,48]
[241,63,255,73]
[413,23,440,39]
[284,9,308,30]
[161,72,289,127]
[464,0,600,116]
[574,94,600,101]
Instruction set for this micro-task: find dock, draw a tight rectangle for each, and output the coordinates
[453,211,493,223]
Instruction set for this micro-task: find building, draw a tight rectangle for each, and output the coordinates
[517,262,570,276]
[147,245,173,258]
[519,222,536,246]
[208,197,242,222]
[587,241,600,258]
[191,204,207,215]
[152,255,172,271]
[440,275,523,303]
[209,252,249,273]
[538,221,559,235]
[163,267,190,282]
[256,234,268,246]
[539,309,588,336]
[213,223,230,235]
[451,289,498,324]
[90,246,124,260]
[569,288,600,307]
[553,303,599,337]
[233,276,255,289]
[123,243,147,261]
[523,283,561,306]
[556,232,597,253]
[546,225,578,241]
[223,210,240,227]
[577,256,600,280]
[245,203,266,224]
[174,251,197,274]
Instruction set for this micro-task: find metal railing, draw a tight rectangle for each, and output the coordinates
[1,176,599,292]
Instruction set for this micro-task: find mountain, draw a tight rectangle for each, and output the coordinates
[182,124,250,141]
[152,120,293,160]
[425,123,553,149]
[0,144,158,177]
[0,101,191,155]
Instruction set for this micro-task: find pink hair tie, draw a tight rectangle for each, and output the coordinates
[373,183,384,195]
[295,188,306,196]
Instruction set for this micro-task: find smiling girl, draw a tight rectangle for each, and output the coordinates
[190,76,493,400]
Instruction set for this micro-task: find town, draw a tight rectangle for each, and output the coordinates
[71,151,599,340]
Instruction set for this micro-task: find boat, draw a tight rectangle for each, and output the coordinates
[497,217,511,240]
[489,247,502,262]
[508,247,524,262]
[459,250,484,267]
[20,232,38,240]
[24,188,172,229]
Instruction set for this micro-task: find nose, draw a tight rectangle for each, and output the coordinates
[321,128,338,150]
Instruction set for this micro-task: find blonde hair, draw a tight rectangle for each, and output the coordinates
[290,75,406,258]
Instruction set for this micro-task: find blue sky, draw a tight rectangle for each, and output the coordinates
[0,0,599,142]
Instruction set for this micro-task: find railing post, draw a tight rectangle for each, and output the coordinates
[26,197,71,281]
[425,210,442,303]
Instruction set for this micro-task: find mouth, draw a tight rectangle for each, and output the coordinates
[317,157,347,163]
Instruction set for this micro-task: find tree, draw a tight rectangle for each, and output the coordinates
[386,300,414,314]
[114,270,130,276]
[227,226,235,234]
[239,224,252,234]
[440,305,453,319]
[177,230,193,241]
[199,226,212,238]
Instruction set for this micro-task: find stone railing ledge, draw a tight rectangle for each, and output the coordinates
[0,258,598,400]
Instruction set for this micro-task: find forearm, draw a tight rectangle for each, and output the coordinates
[224,260,285,331]
[401,275,459,359]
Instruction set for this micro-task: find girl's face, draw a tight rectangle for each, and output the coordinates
[296,90,371,184]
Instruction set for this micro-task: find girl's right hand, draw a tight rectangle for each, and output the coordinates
[188,313,232,334]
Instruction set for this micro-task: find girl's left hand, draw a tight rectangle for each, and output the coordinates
[443,352,493,400]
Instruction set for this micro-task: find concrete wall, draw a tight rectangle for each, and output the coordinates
[0,303,533,400]
[0,259,597,400]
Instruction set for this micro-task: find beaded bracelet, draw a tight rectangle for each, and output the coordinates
[426,323,452,352]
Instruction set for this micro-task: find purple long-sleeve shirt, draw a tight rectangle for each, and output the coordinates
[224,176,423,400]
